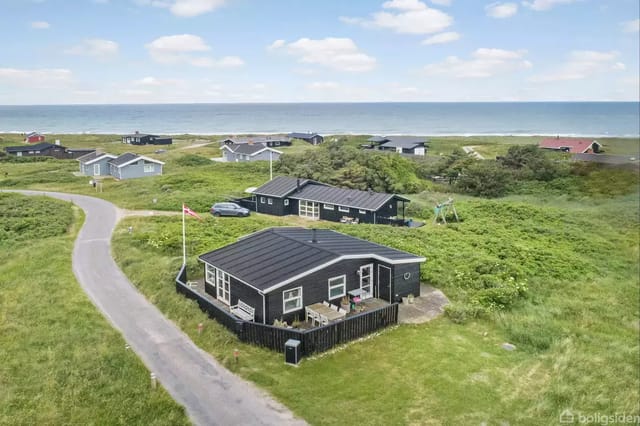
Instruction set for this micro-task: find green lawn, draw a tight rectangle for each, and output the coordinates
[0,193,188,425]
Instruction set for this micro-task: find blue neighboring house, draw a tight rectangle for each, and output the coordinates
[108,153,164,179]
[77,151,118,176]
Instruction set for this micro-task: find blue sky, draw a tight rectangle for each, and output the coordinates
[1,0,638,104]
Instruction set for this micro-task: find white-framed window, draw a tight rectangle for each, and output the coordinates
[283,287,303,313]
[268,198,273,205]
[144,164,155,173]
[299,200,319,219]
[205,264,216,284]
[338,206,350,213]
[324,204,334,210]
[260,197,266,203]
[275,141,280,146]
[328,275,346,300]
[284,199,289,206]
[359,210,366,214]
[216,268,231,305]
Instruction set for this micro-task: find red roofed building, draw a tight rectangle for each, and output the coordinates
[539,137,601,154]
[24,132,45,144]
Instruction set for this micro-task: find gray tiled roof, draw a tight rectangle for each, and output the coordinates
[222,135,290,145]
[122,133,157,138]
[289,184,408,211]
[228,143,271,155]
[288,132,321,139]
[253,176,313,197]
[199,228,424,292]
[5,142,56,152]
[108,152,139,166]
[378,136,428,149]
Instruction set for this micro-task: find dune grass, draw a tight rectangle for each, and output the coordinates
[111,187,639,425]
[0,193,188,425]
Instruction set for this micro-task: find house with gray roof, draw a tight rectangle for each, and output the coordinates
[199,227,425,324]
[108,153,164,179]
[121,131,172,145]
[220,143,282,162]
[367,136,428,156]
[220,135,291,148]
[5,142,94,160]
[77,151,117,176]
[249,176,410,224]
[287,132,324,145]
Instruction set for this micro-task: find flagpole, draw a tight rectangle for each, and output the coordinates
[182,204,186,265]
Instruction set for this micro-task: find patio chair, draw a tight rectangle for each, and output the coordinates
[338,307,347,315]
[319,314,329,326]
[329,304,338,312]
[306,307,318,325]
[322,301,331,307]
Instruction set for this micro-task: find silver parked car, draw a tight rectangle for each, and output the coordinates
[210,202,250,217]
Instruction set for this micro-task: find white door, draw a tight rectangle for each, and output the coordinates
[359,264,374,299]
[299,200,319,220]
[93,163,100,175]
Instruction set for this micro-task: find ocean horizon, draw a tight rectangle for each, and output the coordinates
[1,102,638,138]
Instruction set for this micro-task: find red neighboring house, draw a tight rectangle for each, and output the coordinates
[539,137,602,154]
[24,132,45,144]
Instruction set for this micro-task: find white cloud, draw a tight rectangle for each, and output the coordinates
[422,31,460,45]
[341,0,453,35]
[136,0,225,17]
[267,39,285,50]
[485,2,518,18]
[430,0,451,5]
[423,48,531,78]
[145,34,208,63]
[145,35,243,68]
[30,21,50,29]
[522,0,579,11]
[307,81,340,90]
[530,50,623,82]
[190,55,244,67]
[133,76,185,86]
[0,68,72,88]
[621,19,639,33]
[269,37,376,72]
[170,0,225,17]
[64,39,118,58]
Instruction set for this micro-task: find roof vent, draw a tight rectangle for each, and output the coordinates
[368,188,373,196]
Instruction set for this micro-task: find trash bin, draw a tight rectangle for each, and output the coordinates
[285,339,301,365]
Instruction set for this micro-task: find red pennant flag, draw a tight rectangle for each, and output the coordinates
[182,204,202,220]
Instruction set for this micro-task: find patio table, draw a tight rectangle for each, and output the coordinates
[306,303,345,324]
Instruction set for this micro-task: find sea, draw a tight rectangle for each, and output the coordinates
[0,102,638,137]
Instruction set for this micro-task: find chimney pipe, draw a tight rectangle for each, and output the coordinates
[311,228,317,243]
[296,178,300,191]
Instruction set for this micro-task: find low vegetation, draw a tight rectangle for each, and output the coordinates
[0,193,188,425]
[0,133,638,425]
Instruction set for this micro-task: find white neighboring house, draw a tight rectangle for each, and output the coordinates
[220,143,282,162]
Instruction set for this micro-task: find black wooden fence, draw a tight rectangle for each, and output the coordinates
[175,265,399,358]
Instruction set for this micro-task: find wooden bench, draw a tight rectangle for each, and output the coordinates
[230,300,255,322]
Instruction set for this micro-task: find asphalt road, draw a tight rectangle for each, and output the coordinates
[8,190,306,426]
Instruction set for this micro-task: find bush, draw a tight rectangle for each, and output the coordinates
[444,302,487,324]
[174,154,212,167]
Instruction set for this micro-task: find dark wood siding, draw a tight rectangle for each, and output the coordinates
[202,264,265,323]
[264,258,379,324]
[228,277,264,324]
[373,198,399,221]
[255,195,287,216]
[391,263,421,301]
